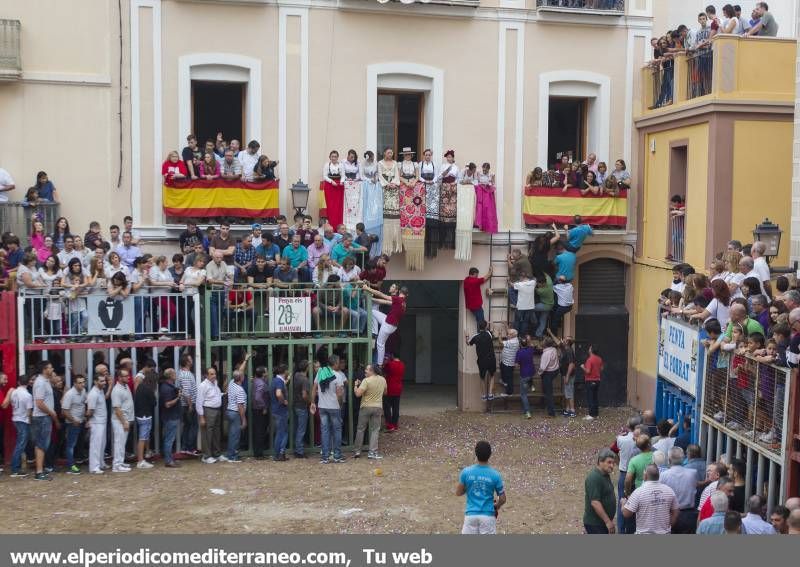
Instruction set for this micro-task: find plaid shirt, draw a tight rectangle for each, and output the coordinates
[234,243,256,269]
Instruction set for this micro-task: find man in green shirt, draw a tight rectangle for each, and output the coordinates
[533,273,554,338]
[624,434,654,496]
[584,448,617,534]
[747,2,778,37]
[723,303,764,340]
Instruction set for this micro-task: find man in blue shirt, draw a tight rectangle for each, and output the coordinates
[554,242,576,282]
[269,364,290,461]
[255,233,281,270]
[330,234,367,267]
[697,492,733,534]
[282,234,310,282]
[566,216,593,252]
[456,441,506,534]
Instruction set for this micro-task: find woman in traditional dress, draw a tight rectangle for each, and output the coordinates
[398,147,426,271]
[361,151,383,258]
[474,162,498,234]
[342,149,363,233]
[378,147,401,255]
[437,150,459,251]
[419,149,439,258]
[322,150,345,229]
[455,162,477,261]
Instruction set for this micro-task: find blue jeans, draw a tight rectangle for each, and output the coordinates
[31,415,52,451]
[294,407,309,455]
[533,303,552,338]
[134,296,145,335]
[470,308,485,326]
[162,419,179,464]
[11,421,29,473]
[273,413,288,456]
[225,410,242,460]
[515,309,536,337]
[507,286,518,307]
[181,405,198,452]
[319,408,342,460]
[350,307,368,335]
[520,376,533,414]
[68,310,88,335]
[65,423,83,467]
[617,470,635,534]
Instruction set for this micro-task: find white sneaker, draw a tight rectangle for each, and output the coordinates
[202,457,217,464]
[217,455,230,462]
[159,327,169,334]
[112,466,130,473]
[136,461,154,469]
[119,463,131,469]
[583,415,595,421]
[90,470,104,475]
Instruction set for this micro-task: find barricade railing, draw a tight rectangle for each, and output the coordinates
[202,282,373,342]
[536,0,625,11]
[0,201,60,244]
[650,61,673,109]
[699,352,791,513]
[687,48,713,100]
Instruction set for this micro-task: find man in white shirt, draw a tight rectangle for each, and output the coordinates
[310,354,347,464]
[751,241,772,298]
[237,140,261,181]
[196,367,223,464]
[57,236,82,269]
[622,465,679,534]
[2,374,33,477]
[582,153,599,175]
[0,166,15,202]
[61,375,88,475]
[513,275,537,337]
[85,373,109,474]
[31,361,58,481]
[742,494,777,534]
[110,369,134,473]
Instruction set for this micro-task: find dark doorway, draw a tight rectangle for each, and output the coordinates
[547,96,587,167]
[376,91,424,155]
[192,80,245,147]
[575,259,629,406]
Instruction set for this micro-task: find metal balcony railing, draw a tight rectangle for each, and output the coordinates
[536,0,624,12]
[649,60,674,109]
[0,202,61,246]
[0,19,21,79]
[686,48,713,100]
[668,212,685,262]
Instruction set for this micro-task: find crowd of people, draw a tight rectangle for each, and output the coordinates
[582,410,800,534]
[525,153,632,198]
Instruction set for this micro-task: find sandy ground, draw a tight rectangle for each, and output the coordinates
[0,407,630,534]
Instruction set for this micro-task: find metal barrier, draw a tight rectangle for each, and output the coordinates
[536,0,624,11]
[0,201,60,244]
[699,353,791,513]
[203,283,374,456]
[669,213,685,262]
[687,49,713,100]
[650,61,673,109]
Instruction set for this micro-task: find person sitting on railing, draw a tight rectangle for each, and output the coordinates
[272,256,298,287]
[161,151,188,185]
[0,165,15,203]
[312,274,349,335]
[198,152,220,181]
[282,234,311,283]
[255,232,281,270]
[220,150,243,181]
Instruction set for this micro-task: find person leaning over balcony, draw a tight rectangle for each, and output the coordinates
[610,160,630,190]
[34,171,58,203]
[181,134,201,180]
[220,150,243,181]
[162,151,188,185]
[198,152,220,180]
[747,2,778,37]
[690,279,732,328]
[237,140,261,181]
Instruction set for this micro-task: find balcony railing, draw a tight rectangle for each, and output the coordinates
[0,19,21,80]
[0,202,61,247]
[648,60,674,109]
[686,49,713,100]
[536,0,624,12]
[668,211,685,262]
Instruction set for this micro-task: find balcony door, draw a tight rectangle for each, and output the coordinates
[547,96,587,167]
[192,80,246,148]
[377,90,425,156]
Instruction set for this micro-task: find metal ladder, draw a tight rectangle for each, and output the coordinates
[487,231,512,332]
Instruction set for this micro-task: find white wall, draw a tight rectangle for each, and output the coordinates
[653,0,797,38]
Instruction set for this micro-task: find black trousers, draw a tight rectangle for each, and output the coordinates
[541,370,559,416]
[383,396,401,426]
[252,409,268,457]
[586,381,600,417]
[672,509,698,534]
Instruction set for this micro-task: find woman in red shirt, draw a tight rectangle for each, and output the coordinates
[161,151,188,185]
[382,352,405,431]
[581,344,603,421]
[363,284,408,367]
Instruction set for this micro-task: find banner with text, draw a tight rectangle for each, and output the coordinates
[658,316,703,396]
[269,296,311,333]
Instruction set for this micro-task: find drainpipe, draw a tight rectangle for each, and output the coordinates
[792,15,800,270]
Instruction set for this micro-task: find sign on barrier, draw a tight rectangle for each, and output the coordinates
[268,296,311,333]
[658,316,701,395]
[88,296,135,334]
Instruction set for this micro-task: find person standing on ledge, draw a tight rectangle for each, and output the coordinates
[456,440,506,535]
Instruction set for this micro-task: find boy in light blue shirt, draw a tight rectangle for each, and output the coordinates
[456,441,506,534]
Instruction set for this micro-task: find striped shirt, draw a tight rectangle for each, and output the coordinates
[501,338,519,367]
[624,481,678,534]
[226,381,247,412]
[177,368,197,406]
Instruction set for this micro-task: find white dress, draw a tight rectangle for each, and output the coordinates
[342,160,363,233]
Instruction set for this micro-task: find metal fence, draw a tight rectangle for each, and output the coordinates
[536,0,625,11]
[0,201,61,245]
[699,352,791,513]
[669,213,685,262]
[687,48,713,100]
[650,61,674,109]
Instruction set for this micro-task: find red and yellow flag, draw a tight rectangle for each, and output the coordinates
[163,179,279,218]
[523,187,628,226]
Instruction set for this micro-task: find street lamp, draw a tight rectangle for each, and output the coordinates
[752,218,783,263]
[290,180,310,216]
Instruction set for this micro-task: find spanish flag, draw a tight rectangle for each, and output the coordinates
[523,187,627,227]
[163,179,280,218]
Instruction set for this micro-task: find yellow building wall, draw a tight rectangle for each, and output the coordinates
[642,123,710,267]
[731,120,794,267]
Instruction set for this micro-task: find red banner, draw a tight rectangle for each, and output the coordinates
[163,179,280,218]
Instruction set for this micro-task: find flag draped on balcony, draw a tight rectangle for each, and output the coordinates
[162,179,280,218]
[523,187,628,227]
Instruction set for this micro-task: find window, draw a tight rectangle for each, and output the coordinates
[667,145,688,262]
[192,80,246,147]
[376,91,424,155]
[547,96,587,167]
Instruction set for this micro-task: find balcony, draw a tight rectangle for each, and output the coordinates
[640,35,796,118]
[0,19,21,80]
[536,0,624,14]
